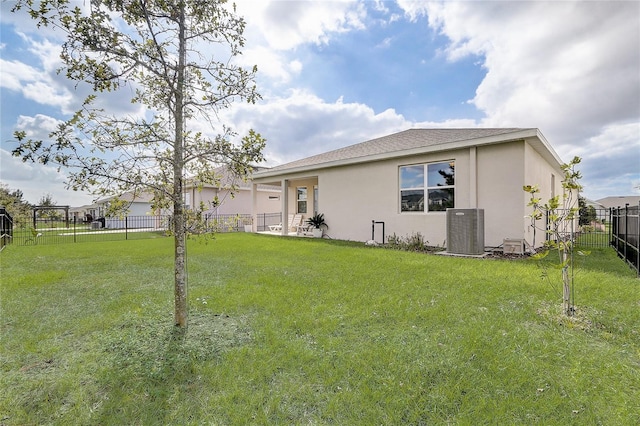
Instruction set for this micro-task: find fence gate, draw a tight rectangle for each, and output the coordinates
[576,208,611,248]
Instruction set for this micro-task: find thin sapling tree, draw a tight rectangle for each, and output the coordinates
[524,156,583,317]
[11,0,266,328]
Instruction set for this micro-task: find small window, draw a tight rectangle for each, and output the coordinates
[400,161,455,212]
[297,187,307,214]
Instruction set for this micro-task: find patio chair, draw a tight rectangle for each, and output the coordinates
[269,214,293,232]
[269,214,303,233]
[290,214,304,233]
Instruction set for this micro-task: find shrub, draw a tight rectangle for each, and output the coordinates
[385,232,441,253]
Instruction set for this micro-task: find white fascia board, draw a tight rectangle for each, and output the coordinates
[527,129,565,167]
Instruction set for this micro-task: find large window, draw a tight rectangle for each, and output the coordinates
[400,161,455,212]
[297,187,307,213]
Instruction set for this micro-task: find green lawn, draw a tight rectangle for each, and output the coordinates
[1,234,638,424]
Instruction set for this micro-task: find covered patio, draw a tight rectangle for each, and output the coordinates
[250,174,319,236]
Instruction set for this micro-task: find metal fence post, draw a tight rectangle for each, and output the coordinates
[636,202,640,277]
[624,204,629,264]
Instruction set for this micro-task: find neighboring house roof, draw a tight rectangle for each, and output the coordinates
[70,204,94,212]
[185,165,280,191]
[98,191,155,204]
[583,199,606,209]
[596,196,640,209]
[254,128,562,179]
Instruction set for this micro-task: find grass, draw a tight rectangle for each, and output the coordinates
[1,234,638,424]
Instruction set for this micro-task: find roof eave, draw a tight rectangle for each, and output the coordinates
[253,128,556,180]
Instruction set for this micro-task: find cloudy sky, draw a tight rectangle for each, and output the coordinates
[1,0,638,206]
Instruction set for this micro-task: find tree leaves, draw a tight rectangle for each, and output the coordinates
[12,0,267,327]
[524,157,585,317]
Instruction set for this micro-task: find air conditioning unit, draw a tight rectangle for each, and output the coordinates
[446,208,485,255]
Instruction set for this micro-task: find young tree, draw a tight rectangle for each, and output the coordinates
[578,196,597,226]
[37,193,62,221]
[0,183,32,219]
[524,156,583,317]
[11,0,266,328]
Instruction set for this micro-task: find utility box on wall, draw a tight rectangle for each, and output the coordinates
[446,208,485,255]
[503,238,525,254]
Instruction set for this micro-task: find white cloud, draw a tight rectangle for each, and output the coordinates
[236,0,366,51]
[562,122,640,162]
[401,0,640,199]
[0,52,75,112]
[0,148,94,205]
[241,46,302,84]
[426,2,639,129]
[376,37,392,49]
[2,32,143,118]
[14,114,63,140]
[3,0,637,205]
[0,58,41,91]
[225,89,410,165]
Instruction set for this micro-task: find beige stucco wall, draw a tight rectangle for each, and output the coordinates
[523,142,565,248]
[316,148,471,245]
[253,138,564,248]
[476,141,526,247]
[187,186,280,215]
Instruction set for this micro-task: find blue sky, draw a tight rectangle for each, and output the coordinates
[1,0,639,206]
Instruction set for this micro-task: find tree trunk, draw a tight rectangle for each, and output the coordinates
[174,205,187,327]
[173,2,188,328]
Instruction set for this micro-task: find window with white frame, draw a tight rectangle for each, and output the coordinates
[400,161,455,212]
[297,187,307,213]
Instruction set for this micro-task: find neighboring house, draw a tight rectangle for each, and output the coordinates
[92,191,159,229]
[71,166,281,227]
[251,128,567,249]
[97,191,157,216]
[70,205,99,222]
[184,166,281,216]
[596,196,640,210]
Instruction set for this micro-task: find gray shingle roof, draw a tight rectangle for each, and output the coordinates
[257,128,534,176]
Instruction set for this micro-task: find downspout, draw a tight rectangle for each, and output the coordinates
[469,146,477,208]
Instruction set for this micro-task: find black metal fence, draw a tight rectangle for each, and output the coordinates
[574,208,611,248]
[5,204,638,275]
[4,213,255,246]
[256,212,282,232]
[611,204,639,275]
[0,207,12,251]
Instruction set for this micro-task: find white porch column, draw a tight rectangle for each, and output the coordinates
[281,179,289,235]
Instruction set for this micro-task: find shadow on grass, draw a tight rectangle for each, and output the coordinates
[90,311,252,423]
